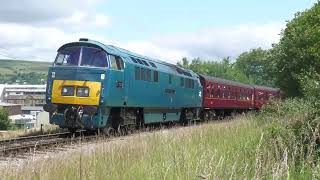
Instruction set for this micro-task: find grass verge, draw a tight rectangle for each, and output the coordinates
[3,115,262,179]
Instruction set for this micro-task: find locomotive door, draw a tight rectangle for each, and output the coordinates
[108,55,125,106]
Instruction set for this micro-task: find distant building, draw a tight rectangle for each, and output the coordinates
[22,106,45,116]
[0,84,49,129]
[10,114,36,129]
[0,102,22,116]
[0,85,46,106]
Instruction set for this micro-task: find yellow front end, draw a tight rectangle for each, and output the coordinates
[51,80,101,106]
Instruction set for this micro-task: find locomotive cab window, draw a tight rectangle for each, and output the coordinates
[110,55,124,70]
[54,46,108,68]
[81,48,108,67]
[54,47,81,66]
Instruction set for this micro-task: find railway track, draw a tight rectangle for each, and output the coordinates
[0,117,232,158]
[0,124,179,157]
[0,131,93,157]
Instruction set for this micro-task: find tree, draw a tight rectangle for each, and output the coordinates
[271,2,320,97]
[234,48,273,86]
[0,109,11,130]
[177,57,253,84]
[177,57,190,69]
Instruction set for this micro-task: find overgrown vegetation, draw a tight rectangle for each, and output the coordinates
[251,65,320,178]
[254,98,320,178]
[0,109,11,130]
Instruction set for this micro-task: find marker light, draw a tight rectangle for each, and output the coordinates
[77,87,90,97]
[61,86,74,96]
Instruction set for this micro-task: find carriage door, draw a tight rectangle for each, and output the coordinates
[109,55,125,106]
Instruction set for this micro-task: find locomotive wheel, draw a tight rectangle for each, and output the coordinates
[204,111,210,122]
[102,126,117,137]
[68,128,77,134]
[119,126,128,136]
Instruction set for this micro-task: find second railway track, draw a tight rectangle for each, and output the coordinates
[0,118,233,158]
[0,131,94,157]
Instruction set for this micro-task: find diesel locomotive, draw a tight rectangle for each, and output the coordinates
[43,38,280,133]
[43,38,202,133]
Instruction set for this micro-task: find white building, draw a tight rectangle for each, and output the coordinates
[0,84,49,129]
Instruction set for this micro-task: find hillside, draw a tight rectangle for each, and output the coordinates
[0,59,51,84]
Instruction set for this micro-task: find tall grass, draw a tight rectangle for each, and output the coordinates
[255,98,320,179]
[3,116,263,179]
[3,98,320,180]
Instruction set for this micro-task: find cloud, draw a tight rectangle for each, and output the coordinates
[0,23,108,61]
[60,11,111,30]
[0,0,111,61]
[0,22,284,64]
[117,23,284,64]
[151,23,285,61]
[119,41,190,64]
[0,0,110,30]
[0,0,100,23]
[0,1,284,64]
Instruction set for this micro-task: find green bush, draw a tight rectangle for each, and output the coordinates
[257,97,320,176]
[0,109,11,130]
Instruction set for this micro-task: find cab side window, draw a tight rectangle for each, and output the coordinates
[110,55,124,70]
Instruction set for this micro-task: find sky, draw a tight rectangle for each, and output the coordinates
[0,0,316,64]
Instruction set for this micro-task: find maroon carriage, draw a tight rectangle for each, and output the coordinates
[253,85,281,109]
[199,74,254,119]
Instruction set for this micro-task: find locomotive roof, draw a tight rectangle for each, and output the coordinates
[200,74,253,89]
[58,39,199,79]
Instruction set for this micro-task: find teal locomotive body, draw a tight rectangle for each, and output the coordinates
[44,39,202,132]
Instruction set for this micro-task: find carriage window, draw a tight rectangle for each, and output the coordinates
[169,74,172,84]
[180,78,184,87]
[146,69,151,81]
[110,55,124,70]
[141,68,146,81]
[206,88,211,97]
[211,88,214,97]
[135,67,141,80]
[185,79,190,88]
[154,71,159,82]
